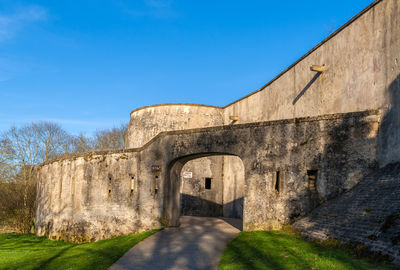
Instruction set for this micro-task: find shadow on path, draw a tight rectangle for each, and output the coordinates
[108,216,240,270]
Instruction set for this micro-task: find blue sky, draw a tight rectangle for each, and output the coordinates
[0,0,373,135]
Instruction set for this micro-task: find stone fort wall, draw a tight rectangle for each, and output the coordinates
[35,0,400,264]
[35,110,380,242]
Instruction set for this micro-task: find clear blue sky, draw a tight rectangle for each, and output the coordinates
[0,0,373,135]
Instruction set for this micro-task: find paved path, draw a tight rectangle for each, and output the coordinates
[109,216,241,270]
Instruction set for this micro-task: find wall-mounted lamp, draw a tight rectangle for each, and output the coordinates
[229,116,239,122]
[310,65,327,73]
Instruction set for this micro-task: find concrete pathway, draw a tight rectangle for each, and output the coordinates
[108,216,241,270]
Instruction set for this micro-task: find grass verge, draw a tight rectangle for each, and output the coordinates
[0,230,160,270]
[218,231,395,270]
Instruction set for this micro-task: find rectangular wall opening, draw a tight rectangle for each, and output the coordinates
[307,170,319,207]
[307,170,318,193]
[205,178,212,190]
[130,175,135,194]
[274,171,281,192]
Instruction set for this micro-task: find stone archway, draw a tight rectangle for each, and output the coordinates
[179,155,244,220]
[163,153,245,227]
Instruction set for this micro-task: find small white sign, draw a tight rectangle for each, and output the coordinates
[183,171,192,178]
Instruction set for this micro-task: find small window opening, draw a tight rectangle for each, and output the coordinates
[155,175,159,179]
[130,175,135,194]
[307,170,318,192]
[307,170,319,207]
[108,189,111,193]
[109,177,112,182]
[154,189,158,194]
[274,171,281,192]
[205,178,212,189]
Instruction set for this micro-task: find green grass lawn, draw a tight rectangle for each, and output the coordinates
[219,231,395,270]
[0,230,159,270]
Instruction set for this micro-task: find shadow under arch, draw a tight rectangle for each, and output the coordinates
[163,152,245,228]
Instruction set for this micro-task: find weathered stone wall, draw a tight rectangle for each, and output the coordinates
[126,104,223,148]
[35,152,162,242]
[222,156,244,219]
[154,110,380,230]
[35,110,380,242]
[240,112,380,230]
[223,0,400,165]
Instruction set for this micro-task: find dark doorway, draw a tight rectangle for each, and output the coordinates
[165,153,245,229]
[179,155,244,219]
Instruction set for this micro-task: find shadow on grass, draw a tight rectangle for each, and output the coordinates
[0,230,159,270]
[218,231,394,270]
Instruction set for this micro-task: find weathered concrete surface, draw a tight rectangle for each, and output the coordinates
[222,156,244,219]
[36,110,380,242]
[293,162,400,265]
[126,104,223,148]
[35,152,163,242]
[108,216,240,270]
[163,110,380,230]
[222,0,400,166]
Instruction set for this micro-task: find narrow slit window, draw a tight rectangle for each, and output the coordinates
[130,175,135,193]
[108,175,112,195]
[274,171,281,192]
[307,170,319,207]
[307,170,318,193]
[205,178,212,190]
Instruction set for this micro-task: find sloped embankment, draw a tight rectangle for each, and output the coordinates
[293,163,400,265]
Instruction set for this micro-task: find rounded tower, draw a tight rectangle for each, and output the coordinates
[126,103,224,148]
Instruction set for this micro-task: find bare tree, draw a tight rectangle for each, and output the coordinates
[0,138,15,180]
[70,133,94,153]
[0,122,72,233]
[0,121,127,233]
[36,121,72,162]
[93,124,127,151]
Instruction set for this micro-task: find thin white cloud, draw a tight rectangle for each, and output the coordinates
[0,5,46,43]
